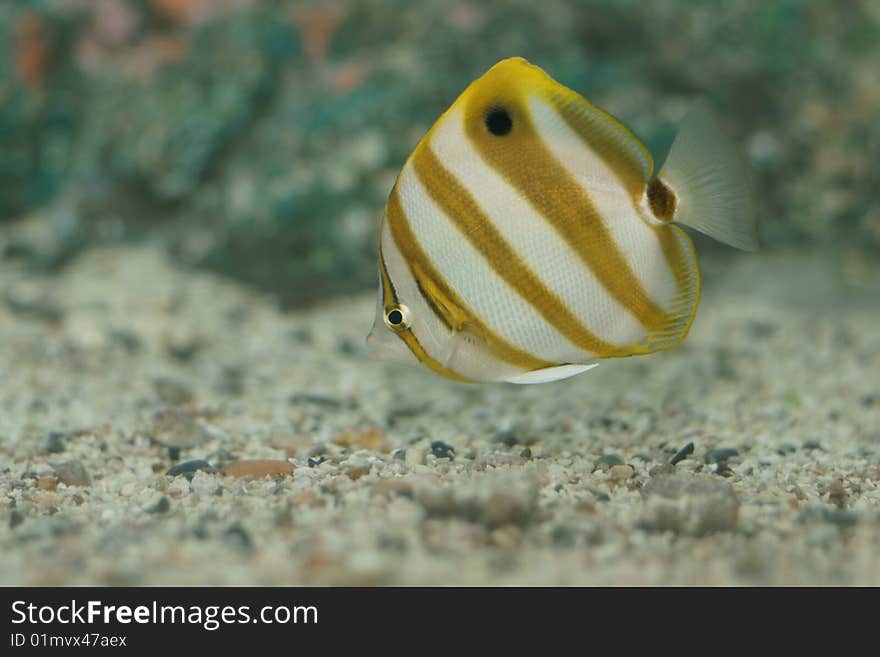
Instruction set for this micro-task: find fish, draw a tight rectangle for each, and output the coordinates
[367,57,757,384]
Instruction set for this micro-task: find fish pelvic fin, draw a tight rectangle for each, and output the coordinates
[655,100,759,252]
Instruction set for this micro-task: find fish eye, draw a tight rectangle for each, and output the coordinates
[384,305,410,331]
[485,107,512,136]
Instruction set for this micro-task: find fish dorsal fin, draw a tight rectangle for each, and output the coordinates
[535,84,654,197]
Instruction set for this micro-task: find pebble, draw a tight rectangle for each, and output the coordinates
[151,408,210,450]
[163,332,205,362]
[609,464,635,480]
[430,440,455,460]
[269,433,313,456]
[405,447,427,466]
[331,427,389,452]
[594,453,624,470]
[3,286,63,323]
[414,472,537,528]
[45,431,67,454]
[371,478,415,500]
[797,507,858,528]
[36,476,57,491]
[166,460,218,480]
[222,460,295,479]
[149,497,171,514]
[640,472,739,536]
[494,429,529,447]
[346,465,371,481]
[704,447,740,464]
[153,377,195,406]
[670,442,695,466]
[53,461,91,487]
[223,524,254,552]
[8,511,25,529]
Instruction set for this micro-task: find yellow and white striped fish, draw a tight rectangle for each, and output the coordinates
[367,57,757,384]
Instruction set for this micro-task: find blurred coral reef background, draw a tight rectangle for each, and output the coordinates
[2,0,879,306]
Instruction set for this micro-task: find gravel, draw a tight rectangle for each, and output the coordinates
[1,245,879,585]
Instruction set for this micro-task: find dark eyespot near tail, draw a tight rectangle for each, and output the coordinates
[647,178,677,221]
[485,107,512,136]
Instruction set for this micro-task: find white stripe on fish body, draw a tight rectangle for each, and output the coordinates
[379,210,540,383]
[396,161,595,364]
[527,96,681,317]
[429,108,647,349]
[376,220,446,364]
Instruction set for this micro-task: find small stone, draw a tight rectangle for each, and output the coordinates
[859,393,879,407]
[609,464,635,480]
[519,447,532,459]
[484,491,535,528]
[392,448,407,461]
[331,427,388,452]
[215,366,245,396]
[109,328,142,353]
[797,507,858,528]
[223,524,254,552]
[430,440,455,460]
[289,393,346,409]
[307,456,326,468]
[9,511,24,529]
[405,447,427,466]
[777,443,797,455]
[53,461,91,487]
[346,465,371,481]
[802,440,824,451]
[670,442,695,466]
[222,460,295,479]
[821,479,849,508]
[166,460,217,480]
[149,497,171,514]
[36,476,57,491]
[269,433,313,456]
[490,524,523,549]
[494,429,527,447]
[163,333,205,362]
[3,287,63,323]
[414,472,537,528]
[153,377,194,406]
[640,472,739,535]
[45,431,67,454]
[371,478,414,499]
[151,408,209,450]
[705,447,740,464]
[594,453,624,470]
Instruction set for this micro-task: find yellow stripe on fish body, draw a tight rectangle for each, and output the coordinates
[367,57,758,384]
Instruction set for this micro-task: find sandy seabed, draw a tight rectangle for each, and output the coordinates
[1,244,878,586]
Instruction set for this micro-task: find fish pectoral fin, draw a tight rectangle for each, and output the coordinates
[505,363,599,385]
[442,321,487,369]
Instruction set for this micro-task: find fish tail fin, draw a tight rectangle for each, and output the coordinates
[655,100,759,251]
